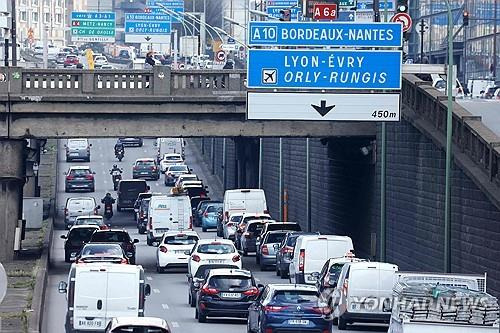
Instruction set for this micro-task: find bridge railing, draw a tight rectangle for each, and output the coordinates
[402,74,500,188]
[0,67,247,98]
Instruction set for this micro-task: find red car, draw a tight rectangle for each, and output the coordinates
[64,54,79,67]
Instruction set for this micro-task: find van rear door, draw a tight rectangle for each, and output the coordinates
[303,238,329,284]
[73,269,108,330]
[105,270,140,320]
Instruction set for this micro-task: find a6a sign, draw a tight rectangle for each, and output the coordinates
[313,3,338,20]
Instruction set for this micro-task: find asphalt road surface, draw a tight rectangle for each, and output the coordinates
[43,138,388,333]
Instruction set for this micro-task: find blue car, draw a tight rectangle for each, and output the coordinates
[247,284,332,333]
[200,203,223,232]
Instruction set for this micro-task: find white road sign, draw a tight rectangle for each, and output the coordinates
[221,43,238,51]
[125,34,171,44]
[247,92,400,121]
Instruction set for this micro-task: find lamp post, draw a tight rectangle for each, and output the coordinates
[444,0,454,273]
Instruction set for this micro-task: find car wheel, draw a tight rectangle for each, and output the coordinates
[90,186,95,192]
[189,292,196,307]
[276,265,280,276]
[246,319,253,333]
[197,310,207,323]
[259,262,266,271]
[147,237,153,246]
[65,187,70,193]
[64,251,71,263]
[280,269,289,279]
[202,227,207,232]
[156,265,163,273]
[117,206,122,212]
[338,315,347,330]
[332,317,338,325]
[129,257,136,265]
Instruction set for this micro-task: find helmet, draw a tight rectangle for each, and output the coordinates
[113,164,117,168]
[106,192,111,196]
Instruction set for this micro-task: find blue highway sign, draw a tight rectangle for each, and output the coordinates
[337,11,356,21]
[247,49,402,90]
[125,21,171,34]
[357,0,394,11]
[248,21,403,47]
[266,0,298,5]
[267,6,301,20]
[147,0,184,22]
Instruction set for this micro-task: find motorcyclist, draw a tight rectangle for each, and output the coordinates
[109,164,123,175]
[114,141,124,155]
[101,193,115,206]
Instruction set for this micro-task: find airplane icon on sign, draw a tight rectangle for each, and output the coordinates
[262,69,277,84]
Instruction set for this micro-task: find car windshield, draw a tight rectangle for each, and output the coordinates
[69,169,90,176]
[230,215,243,223]
[271,290,318,304]
[197,243,234,254]
[243,215,271,223]
[208,276,253,289]
[119,181,147,193]
[165,155,181,161]
[328,263,344,282]
[81,244,122,256]
[168,165,187,172]
[91,232,130,243]
[266,232,286,244]
[268,224,301,232]
[111,327,168,333]
[136,161,154,167]
[206,204,222,213]
[180,175,197,182]
[247,223,265,233]
[67,140,87,148]
[75,218,102,226]
[163,235,199,245]
[195,265,238,279]
[141,200,150,210]
[68,228,96,244]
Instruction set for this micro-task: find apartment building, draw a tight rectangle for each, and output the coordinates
[17,0,66,46]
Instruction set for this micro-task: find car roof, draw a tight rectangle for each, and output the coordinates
[67,196,95,202]
[93,229,129,234]
[76,215,102,219]
[82,242,122,249]
[196,239,233,245]
[69,225,99,231]
[163,230,199,237]
[242,213,270,218]
[164,153,182,157]
[167,164,187,168]
[208,268,252,278]
[268,284,318,291]
[344,261,398,270]
[182,181,203,185]
[328,257,366,266]
[68,165,91,170]
[135,158,155,162]
[112,317,169,329]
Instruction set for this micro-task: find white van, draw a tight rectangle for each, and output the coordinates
[58,263,151,332]
[156,138,185,162]
[332,261,398,330]
[289,235,354,285]
[222,189,267,223]
[147,195,192,245]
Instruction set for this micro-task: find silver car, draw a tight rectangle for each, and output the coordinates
[65,138,91,162]
[257,230,287,271]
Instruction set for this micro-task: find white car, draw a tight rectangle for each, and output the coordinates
[160,153,184,173]
[175,174,199,187]
[156,230,200,273]
[94,55,108,68]
[188,239,241,277]
[223,212,244,240]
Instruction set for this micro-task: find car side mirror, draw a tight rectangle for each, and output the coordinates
[189,168,193,172]
[186,273,192,280]
[257,284,265,289]
[97,205,101,210]
[63,171,67,175]
[205,185,209,189]
[58,281,68,294]
[63,144,67,148]
[92,171,96,174]
[133,239,139,243]
[60,235,67,239]
[144,284,151,297]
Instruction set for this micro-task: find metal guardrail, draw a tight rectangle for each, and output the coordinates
[0,67,247,97]
[402,74,500,190]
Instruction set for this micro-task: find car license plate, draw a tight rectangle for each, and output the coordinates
[70,153,79,156]
[208,259,225,264]
[141,172,148,175]
[174,250,185,254]
[78,320,102,328]
[156,228,169,234]
[307,275,318,281]
[221,292,241,298]
[288,320,309,325]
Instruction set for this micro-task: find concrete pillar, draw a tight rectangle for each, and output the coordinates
[0,139,25,262]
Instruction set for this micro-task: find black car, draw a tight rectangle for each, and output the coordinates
[117,179,148,211]
[136,198,150,234]
[117,137,143,147]
[187,264,238,307]
[75,243,129,264]
[88,229,139,264]
[61,225,100,262]
[194,200,220,227]
[196,268,260,323]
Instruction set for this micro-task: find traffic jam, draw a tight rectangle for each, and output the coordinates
[57,138,499,333]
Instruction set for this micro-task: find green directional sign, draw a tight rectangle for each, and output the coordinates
[339,0,356,7]
[71,12,116,43]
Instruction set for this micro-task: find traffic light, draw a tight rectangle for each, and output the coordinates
[463,10,469,26]
[279,9,291,21]
[396,0,408,13]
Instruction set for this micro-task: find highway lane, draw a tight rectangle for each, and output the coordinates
[43,138,387,333]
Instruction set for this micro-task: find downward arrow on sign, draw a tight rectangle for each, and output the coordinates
[311,100,335,117]
[144,36,152,42]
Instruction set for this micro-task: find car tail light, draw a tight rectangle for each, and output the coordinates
[191,254,201,262]
[343,279,349,295]
[85,175,93,180]
[265,329,273,333]
[264,209,269,214]
[299,249,305,272]
[311,306,331,315]
[99,225,107,230]
[204,212,208,218]
[66,175,74,180]
[261,245,269,255]
[227,222,234,227]
[242,287,259,296]
[232,254,240,262]
[189,216,193,229]
[140,212,144,219]
[281,246,293,254]
[94,208,98,215]
[151,166,157,170]
[120,258,129,264]
[264,305,288,312]
[159,246,168,253]
[200,286,218,295]
[224,211,229,220]
[133,166,137,170]
[64,208,68,216]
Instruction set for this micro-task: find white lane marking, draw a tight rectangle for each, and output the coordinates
[171,322,179,328]
[161,303,169,310]
[146,276,153,281]
[103,180,108,184]
[153,288,160,294]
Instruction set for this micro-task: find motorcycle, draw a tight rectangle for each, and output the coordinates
[104,204,113,220]
[115,149,124,162]
[111,170,122,190]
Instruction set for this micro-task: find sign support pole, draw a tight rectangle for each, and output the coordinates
[306,138,311,232]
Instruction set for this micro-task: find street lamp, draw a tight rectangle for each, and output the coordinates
[444,0,454,274]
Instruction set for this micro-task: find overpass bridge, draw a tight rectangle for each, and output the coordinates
[0,67,499,293]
